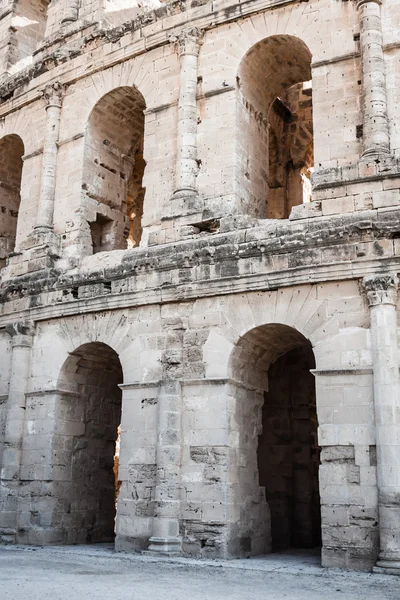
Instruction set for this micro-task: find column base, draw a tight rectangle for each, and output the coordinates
[360,147,391,161]
[143,536,182,557]
[2,229,61,280]
[373,560,400,576]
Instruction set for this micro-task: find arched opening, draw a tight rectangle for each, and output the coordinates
[0,135,24,269]
[9,0,50,70]
[55,342,123,544]
[237,36,314,220]
[229,324,321,556]
[83,86,146,254]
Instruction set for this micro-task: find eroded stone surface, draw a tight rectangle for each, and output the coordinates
[0,0,399,575]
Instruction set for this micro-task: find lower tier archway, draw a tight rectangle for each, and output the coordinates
[228,323,321,555]
[54,342,123,544]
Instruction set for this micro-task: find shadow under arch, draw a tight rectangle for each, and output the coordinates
[0,134,25,268]
[227,323,321,556]
[53,341,123,544]
[236,35,314,220]
[82,85,147,254]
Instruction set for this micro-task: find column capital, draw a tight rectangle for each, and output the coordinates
[363,274,399,307]
[356,0,383,8]
[41,81,66,109]
[170,28,203,57]
[5,321,34,347]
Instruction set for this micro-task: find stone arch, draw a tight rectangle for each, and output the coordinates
[235,35,314,220]
[82,86,147,253]
[30,312,162,394]
[0,134,25,268]
[227,322,321,556]
[62,60,155,137]
[53,341,123,544]
[203,286,332,380]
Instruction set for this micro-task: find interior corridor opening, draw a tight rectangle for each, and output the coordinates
[8,0,50,72]
[55,342,123,544]
[237,35,314,220]
[83,86,146,254]
[229,324,321,556]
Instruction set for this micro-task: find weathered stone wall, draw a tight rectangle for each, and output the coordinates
[0,0,400,576]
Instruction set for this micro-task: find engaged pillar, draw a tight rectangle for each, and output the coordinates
[171,28,202,215]
[357,0,390,157]
[35,82,65,232]
[147,380,182,555]
[62,1,80,23]
[1,322,33,482]
[363,274,400,574]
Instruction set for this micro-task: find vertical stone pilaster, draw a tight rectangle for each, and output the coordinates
[35,82,65,232]
[147,349,183,555]
[170,28,203,215]
[62,1,80,24]
[363,274,400,574]
[1,322,33,482]
[357,0,390,158]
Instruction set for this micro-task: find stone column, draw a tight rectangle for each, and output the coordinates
[363,274,400,574]
[1,322,33,482]
[147,380,182,554]
[62,1,80,24]
[171,28,202,210]
[357,0,390,157]
[35,82,65,231]
[147,350,183,555]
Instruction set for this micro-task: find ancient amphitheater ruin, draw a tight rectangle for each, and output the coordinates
[0,0,399,575]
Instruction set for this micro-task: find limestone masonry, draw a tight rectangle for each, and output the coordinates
[0,0,399,575]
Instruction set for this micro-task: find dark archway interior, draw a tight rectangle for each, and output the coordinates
[0,134,24,269]
[237,35,314,219]
[83,86,146,254]
[229,323,321,555]
[258,344,321,551]
[10,0,50,68]
[56,342,123,544]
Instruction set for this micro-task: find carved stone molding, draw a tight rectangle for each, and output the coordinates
[170,28,203,57]
[41,81,66,109]
[356,0,382,8]
[5,321,34,347]
[363,274,399,306]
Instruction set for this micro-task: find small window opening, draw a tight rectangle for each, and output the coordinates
[90,214,115,254]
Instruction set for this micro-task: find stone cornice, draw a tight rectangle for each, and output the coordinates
[0,208,399,326]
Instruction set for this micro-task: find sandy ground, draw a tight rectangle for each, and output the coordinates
[0,546,398,600]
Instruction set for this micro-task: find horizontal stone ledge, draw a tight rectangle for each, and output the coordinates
[25,388,80,398]
[56,133,84,148]
[311,369,373,377]
[1,255,399,327]
[119,378,266,392]
[180,377,230,386]
[119,381,160,390]
[181,377,267,392]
